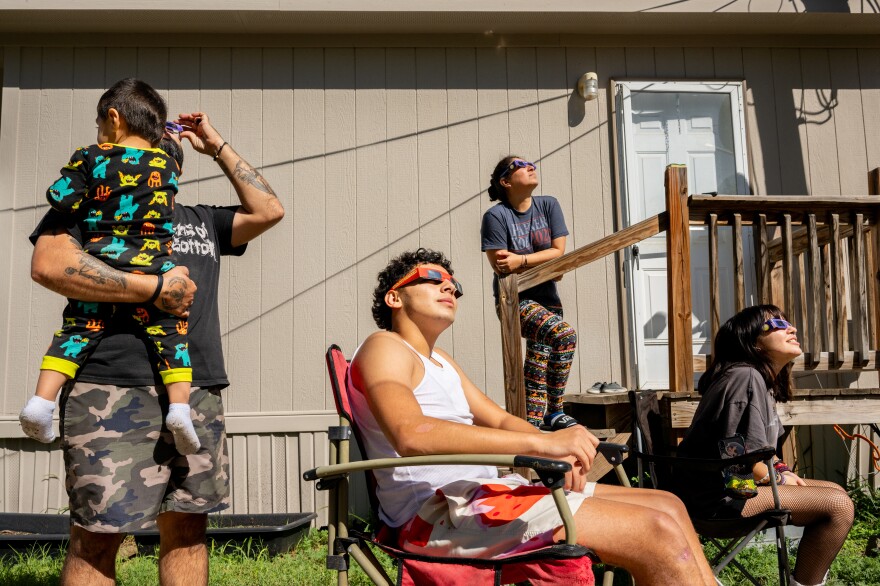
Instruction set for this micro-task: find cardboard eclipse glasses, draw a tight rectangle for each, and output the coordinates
[762,318,793,332]
[389,267,463,298]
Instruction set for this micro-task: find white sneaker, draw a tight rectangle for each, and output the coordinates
[587,381,604,394]
[601,381,626,394]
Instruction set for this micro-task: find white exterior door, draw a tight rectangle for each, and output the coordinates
[616,81,753,390]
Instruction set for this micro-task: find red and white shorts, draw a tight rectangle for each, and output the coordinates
[397,474,596,559]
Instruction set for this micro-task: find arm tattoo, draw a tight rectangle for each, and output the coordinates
[232,159,277,197]
[64,252,128,290]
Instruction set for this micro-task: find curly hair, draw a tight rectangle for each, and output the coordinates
[697,304,794,403]
[487,155,521,204]
[372,248,454,331]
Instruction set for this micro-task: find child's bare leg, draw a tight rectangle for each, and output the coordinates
[20,370,68,442]
[165,382,200,455]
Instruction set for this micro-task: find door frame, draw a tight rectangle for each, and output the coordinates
[609,78,756,389]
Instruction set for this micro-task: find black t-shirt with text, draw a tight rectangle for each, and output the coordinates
[30,205,246,389]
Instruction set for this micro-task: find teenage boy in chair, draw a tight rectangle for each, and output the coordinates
[348,248,719,586]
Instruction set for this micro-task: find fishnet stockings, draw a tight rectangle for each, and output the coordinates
[742,479,854,585]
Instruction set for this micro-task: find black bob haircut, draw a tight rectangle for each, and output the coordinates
[697,304,794,403]
[372,248,454,331]
[97,78,167,146]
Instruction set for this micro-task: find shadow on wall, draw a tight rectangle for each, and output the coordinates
[797,0,853,12]
[639,0,860,13]
[795,88,839,126]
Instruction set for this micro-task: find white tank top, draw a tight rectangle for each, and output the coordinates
[348,340,499,527]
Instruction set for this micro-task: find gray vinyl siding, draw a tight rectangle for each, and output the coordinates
[1,42,879,517]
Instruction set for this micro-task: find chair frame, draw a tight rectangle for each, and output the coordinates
[303,344,630,586]
[626,389,792,586]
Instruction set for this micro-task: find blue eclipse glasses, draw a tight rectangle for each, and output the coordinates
[165,121,184,134]
[762,318,793,332]
[499,159,536,179]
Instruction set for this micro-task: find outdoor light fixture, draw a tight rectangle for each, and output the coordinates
[577,72,599,101]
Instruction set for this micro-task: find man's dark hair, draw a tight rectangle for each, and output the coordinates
[159,137,184,173]
[97,78,167,146]
[372,248,454,331]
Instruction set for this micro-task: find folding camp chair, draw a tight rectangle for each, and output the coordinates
[627,389,792,586]
[303,344,630,586]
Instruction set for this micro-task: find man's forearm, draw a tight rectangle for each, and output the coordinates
[214,144,285,244]
[220,146,278,206]
[32,230,194,317]
[32,232,155,303]
[393,416,541,458]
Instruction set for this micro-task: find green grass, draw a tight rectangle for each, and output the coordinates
[1,482,878,585]
[0,544,64,586]
[0,531,396,586]
[702,480,880,586]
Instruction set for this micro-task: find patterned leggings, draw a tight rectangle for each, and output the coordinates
[519,300,577,427]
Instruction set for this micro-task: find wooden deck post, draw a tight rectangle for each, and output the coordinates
[665,165,694,393]
[869,168,880,347]
[499,274,526,420]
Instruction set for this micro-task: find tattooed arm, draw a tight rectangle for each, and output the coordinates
[31,225,196,317]
[177,111,285,247]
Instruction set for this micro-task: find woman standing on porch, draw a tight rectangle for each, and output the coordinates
[480,156,577,431]
[677,304,854,586]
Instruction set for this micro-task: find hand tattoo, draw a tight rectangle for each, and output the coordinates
[65,252,127,290]
[159,276,188,312]
[232,159,277,197]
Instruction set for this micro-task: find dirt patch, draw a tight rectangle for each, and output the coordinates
[118,535,138,560]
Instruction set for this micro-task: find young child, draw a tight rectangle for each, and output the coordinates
[19,78,199,455]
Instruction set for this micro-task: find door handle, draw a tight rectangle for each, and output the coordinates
[632,244,640,270]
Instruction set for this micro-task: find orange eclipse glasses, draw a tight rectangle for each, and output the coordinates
[388,266,463,298]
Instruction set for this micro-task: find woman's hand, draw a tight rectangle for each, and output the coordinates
[782,471,806,486]
[494,250,524,274]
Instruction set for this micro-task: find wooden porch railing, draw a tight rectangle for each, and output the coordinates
[499,166,880,420]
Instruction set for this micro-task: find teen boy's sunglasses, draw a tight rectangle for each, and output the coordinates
[389,267,464,298]
[762,318,793,332]
[499,160,537,179]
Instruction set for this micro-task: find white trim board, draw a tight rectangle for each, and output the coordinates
[0,410,338,438]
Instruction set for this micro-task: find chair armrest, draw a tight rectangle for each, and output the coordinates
[303,454,568,483]
[631,446,776,474]
[303,454,581,545]
[304,441,626,485]
[597,442,628,466]
[632,446,787,509]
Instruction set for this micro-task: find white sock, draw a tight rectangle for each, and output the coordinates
[165,402,201,455]
[790,575,826,586]
[19,396,57,443]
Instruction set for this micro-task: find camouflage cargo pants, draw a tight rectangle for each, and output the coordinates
[60,381,230,532]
